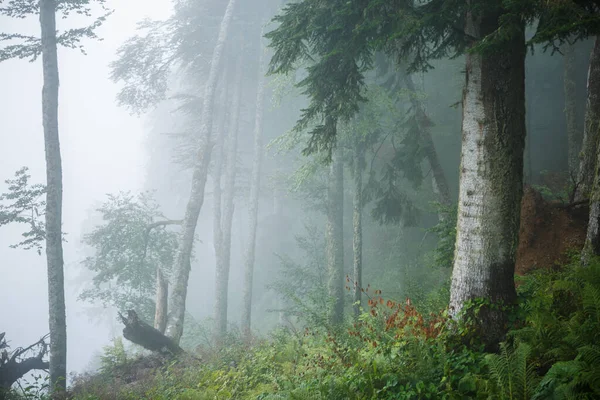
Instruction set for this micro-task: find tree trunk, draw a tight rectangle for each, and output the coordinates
[214,55,242,344]
[582,155,600,265]
[449,7,526,349]
[142,220,182,334]
[575,37,600,202]
[352,151,363,318]
[242,29,266,338]
[40,0,66,395]
[212,74,229,308]
[165,0,236,344]
[402,73,452,207]
[326,145,344,325]
[562,42,583,181]
[154,268,168,334]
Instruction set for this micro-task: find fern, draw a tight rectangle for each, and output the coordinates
[486,341,538,400]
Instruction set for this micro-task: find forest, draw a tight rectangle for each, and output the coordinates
[1,0,600,399]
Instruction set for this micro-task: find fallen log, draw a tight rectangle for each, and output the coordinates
[0,332,49,390]
[118,310,183,356]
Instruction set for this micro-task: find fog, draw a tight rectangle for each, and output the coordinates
[0,0,596,392]
[0,0,172,374]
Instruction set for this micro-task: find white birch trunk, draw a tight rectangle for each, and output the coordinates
[449,7,526,348]
[575,37,600,202]
[40,0,67,394]
[326,145,344,325]
[214,55,242,344]
[242,29,266,337]
[165,0,236,344]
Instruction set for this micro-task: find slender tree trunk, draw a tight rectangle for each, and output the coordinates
[142,219,182,333]
[449,7,526,349]
[40,0,66,395]
[575,37,600,202]
[403,73,452,207]
[165,0,236,344]
[242,29,266,338]
[212,77,229,294]
[562,42,583,181]
[214,54,243,344]
[352,151,363,318]
[154,268,168,334]
[326,145,344,325]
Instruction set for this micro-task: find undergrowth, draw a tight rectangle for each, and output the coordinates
[51,258,600,399]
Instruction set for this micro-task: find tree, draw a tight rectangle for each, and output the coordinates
[528,2,600,263]
[242,26,267,338]
[165,0,237,344]
[0,1,109,393]
[214,50,243,343]
[326,145,344,325]
[448,4,526,348]
[0,167,47,254]
[575,38,600,202]
[350,135,364,318]
[561,42,583,181]
[267,0,533,347]
[79,192,179,326]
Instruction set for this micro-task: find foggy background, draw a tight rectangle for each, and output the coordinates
[0,0,171,374]
[0,0,595,379]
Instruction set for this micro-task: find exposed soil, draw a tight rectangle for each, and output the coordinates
[515,186,588,275]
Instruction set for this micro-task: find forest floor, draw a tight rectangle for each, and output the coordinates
[516,185,588,275]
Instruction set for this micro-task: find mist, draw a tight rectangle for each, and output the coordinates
[0,0,598,398]
[0,0,171,374]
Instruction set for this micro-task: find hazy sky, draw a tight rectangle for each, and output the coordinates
[0,0,171,375]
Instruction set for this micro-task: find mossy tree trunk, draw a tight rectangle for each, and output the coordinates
[449,5,526,349]
[40,0,67,395]
[165,0,236,345]
[327,145,344,325]
[575,37,600,202]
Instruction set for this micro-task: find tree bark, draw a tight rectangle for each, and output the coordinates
[575,37,600,202]
[582,135,600,265]
[352,151,363,318]
[449,7,526,349]
[214,54,242,344]
[154,268,168,334]
[40,0,66,395]
[242,29,266,338]
[165,0,236,345]
[402,73,452,207]
[212,75,229,307]
[326,145,344,325]
[141,220,182,333]
[562,42,583,180]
